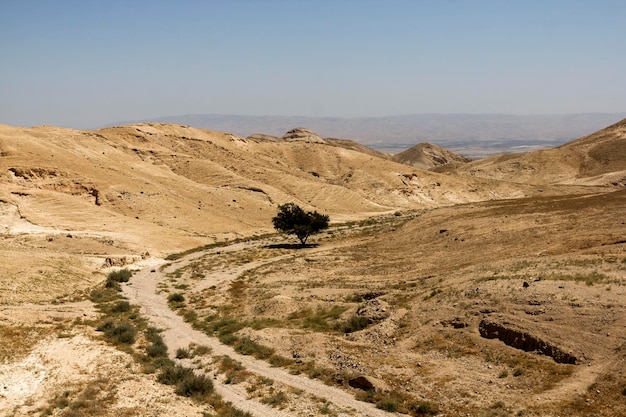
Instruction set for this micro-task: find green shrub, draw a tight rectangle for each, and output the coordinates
[234,337,274,359]
[210,317,245,337]
[219,333,239,345]
[376,397,399,412]
[111,301,132,313]
[158,365,193,385]
[97,320,137,345]
[409,400,440,416]
[340,315,370,333]
[168,293,185,303]
[90,287,121,303]
[176,347,191,359]
[183,310,198,323]
[261,391,287,407]
[109,268,132,282]
[175,373,214,398]
[146,340,168,358]
[104,279,121,291]
[103,269,132,291]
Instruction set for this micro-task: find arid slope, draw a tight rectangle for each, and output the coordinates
[438,117,626,186]
[1,120,625,417]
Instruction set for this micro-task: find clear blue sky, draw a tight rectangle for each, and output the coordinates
[1,0,625,128]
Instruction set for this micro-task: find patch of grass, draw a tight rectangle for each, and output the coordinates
[146,339,168,358]
[0,325,46,362]
[110,300,132,313]
[545,271,608,286]
[90,287,123,303]
[268,354,294,367]
[206,394,254,417]
[176,347,191,359]
[234,336,275,360]
[260,391,288,407]
[165,242,224,261]
[206,317,246,345]
[409,400,440,416]
[216,355,250,385]
[296,306,347,332]
[175,373,214,399]
[108,268,132,283]
[157,364,193,385]
[182,309,198,323]
[357,389,439,416]
[249,317,283,330]
[192,344,212,356]
[339,315,370,333]
[376,397,399,412]
[96,320,137,345]
[319,401,335,415]
[105,268,132,291]
[423,288,443,300]
[167,292,185,305]
[41,379,117,417]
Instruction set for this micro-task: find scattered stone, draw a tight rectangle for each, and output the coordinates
[357,299,390,322]
[441,317,469,329]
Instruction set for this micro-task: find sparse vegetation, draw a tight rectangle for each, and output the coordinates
[105,268,132,291]
[261,390,288,407]
[176,347,191,359]
[168,292,185,303]
[339,315,370,333]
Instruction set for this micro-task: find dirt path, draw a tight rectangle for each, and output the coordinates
[124,241,399,417]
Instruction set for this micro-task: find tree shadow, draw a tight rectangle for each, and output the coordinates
[265,243,319,250]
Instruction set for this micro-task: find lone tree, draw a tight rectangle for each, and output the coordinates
[272,203,329,246]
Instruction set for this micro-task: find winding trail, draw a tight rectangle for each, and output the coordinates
[123,241,399,417]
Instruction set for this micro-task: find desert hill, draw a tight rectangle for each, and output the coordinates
[438,117,626,186]
[2,120,626,416]
[247,128,390,160]
[0,123,548,256]
[0,122,545,302]
[391,142,471,169]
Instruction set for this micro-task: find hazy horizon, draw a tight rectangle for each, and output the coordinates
[2,1,625,129]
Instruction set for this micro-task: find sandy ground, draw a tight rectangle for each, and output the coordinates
[1,121,625,416]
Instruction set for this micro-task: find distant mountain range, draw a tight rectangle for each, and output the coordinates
[109,113,626,158]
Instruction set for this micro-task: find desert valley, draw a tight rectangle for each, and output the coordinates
[1,118,625,417]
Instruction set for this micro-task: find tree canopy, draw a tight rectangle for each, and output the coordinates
[272,203,329,245]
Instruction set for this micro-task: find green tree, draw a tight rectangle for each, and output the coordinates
[272,203,329,245]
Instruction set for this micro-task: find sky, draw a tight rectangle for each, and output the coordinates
[1,0,625,129]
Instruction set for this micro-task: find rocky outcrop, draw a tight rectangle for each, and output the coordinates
[356,299,390,322]
[246,133,282,143]
[282,128,326,144]
[479,319,577,364]
[392,142,471,170]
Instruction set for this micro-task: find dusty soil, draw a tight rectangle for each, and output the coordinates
[153,190,626,416]
[1,121,625,416]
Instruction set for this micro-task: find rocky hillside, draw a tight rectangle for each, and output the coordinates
[391,142,471,169]
[438,118,626,186]
[0,123,546,257]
